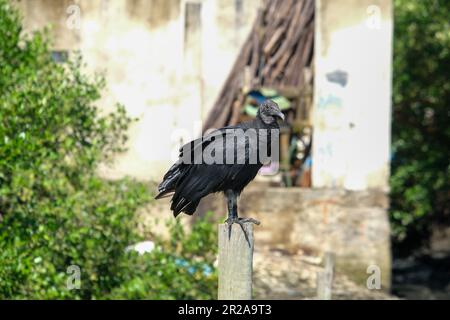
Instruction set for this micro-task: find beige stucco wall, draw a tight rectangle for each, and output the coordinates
[197,183,392,290]
[16,0,260,180]
[312,0,393,191]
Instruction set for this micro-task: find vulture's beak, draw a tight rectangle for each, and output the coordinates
[275,110,285,121]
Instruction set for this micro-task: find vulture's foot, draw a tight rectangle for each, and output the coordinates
[224,217,260,247]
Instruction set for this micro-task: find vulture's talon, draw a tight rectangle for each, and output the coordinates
[227,220,232,241]
[239,217,261,225]
[224,217,260,247]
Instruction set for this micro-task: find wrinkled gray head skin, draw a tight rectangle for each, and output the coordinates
[257,100,285,124]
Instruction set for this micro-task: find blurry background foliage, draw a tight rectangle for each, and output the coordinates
[390,0,449,248]
[0,0,216,299]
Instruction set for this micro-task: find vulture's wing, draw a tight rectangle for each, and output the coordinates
[169,125,261,216]
[156,126,235,198]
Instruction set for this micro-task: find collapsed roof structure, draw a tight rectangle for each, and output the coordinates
[203,0,315,131]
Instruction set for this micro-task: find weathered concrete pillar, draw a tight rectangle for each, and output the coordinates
[312,0,393,291]
[312,0,393,191]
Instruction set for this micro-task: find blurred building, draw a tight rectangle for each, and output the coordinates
[311,0,393,290]
[16,0,393,292]
[196,0,394,292]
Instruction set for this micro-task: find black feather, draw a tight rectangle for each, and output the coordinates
[156,101,282,217]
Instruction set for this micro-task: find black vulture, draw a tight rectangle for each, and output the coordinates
[155,100,284,242]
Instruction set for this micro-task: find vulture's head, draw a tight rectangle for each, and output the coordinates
[258,100,285,124]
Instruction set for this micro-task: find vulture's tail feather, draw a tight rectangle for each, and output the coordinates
[172,198,199,217]
[154,190,174,200]
[155,162,182,200]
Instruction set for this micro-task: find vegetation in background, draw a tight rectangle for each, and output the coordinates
[0,0,217,299]
[391,0,450,246]
[108,217,217,300]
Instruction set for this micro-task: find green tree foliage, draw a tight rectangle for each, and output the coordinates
[391,0,450,244]
[0,0,217,299]
[108,217,218,300]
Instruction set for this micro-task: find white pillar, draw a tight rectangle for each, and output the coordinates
[312,0,393,191]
